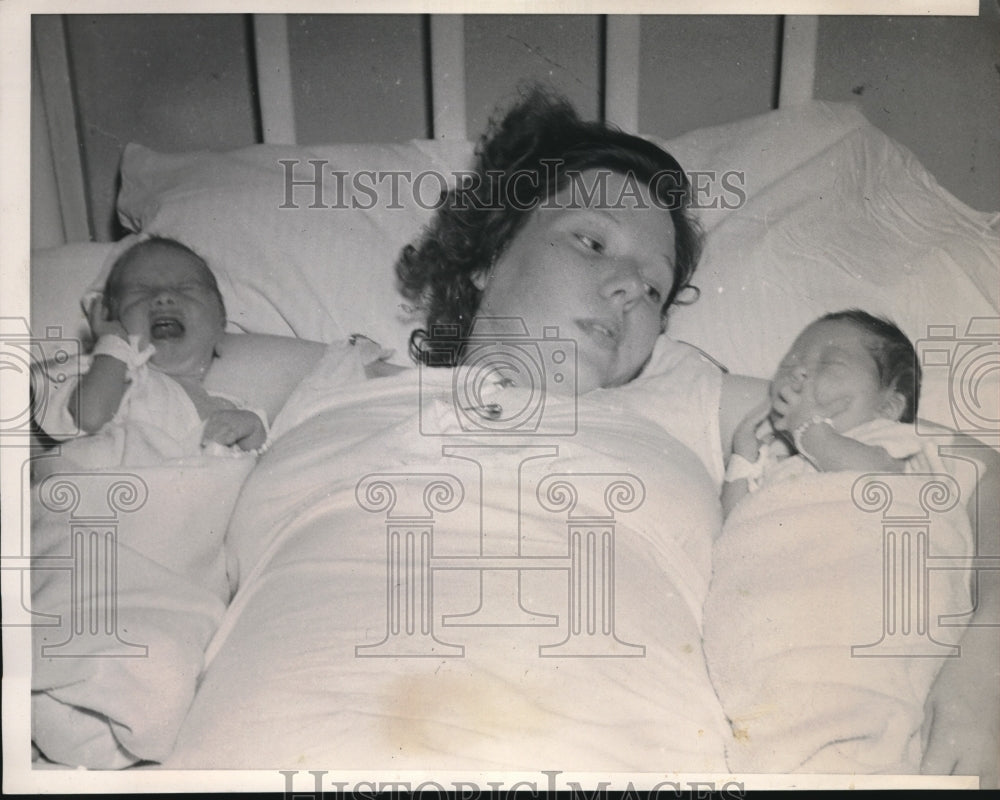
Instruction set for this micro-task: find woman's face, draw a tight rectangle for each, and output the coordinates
[475,169,677,394]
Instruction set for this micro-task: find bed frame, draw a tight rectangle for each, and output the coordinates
[31,13,820,250]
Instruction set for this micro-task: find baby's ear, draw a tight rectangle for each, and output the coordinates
[213,326,227,358]
[879,389,907,422]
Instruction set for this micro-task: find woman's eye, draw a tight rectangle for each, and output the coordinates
[644,283,663,302]
[575,233,603,252]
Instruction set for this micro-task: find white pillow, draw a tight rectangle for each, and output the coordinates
[117,139,474,362]
[67,100,998,436]
[664,102,999,372]
[31,241,116,342]
[660,103,999,436]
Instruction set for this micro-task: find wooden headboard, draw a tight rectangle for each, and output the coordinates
[28,6,997,250]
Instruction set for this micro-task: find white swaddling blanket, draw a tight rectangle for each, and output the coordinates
[29,345,261,767]
[30,454,255,768]
[163,338,734,770]
[703,451,978,774]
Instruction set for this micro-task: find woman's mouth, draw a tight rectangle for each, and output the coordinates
[575,318,620,350]
[150,316,185,340]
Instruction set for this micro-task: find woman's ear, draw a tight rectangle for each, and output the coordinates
[471,268,490,291]
[472,250,501,291]
[879,389,907,422]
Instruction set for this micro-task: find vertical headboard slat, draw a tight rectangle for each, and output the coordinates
[604,15,641,132]
[778,15,819,107]
[252,14,298,145]
[33,16,90,244]
[429,15,467,141]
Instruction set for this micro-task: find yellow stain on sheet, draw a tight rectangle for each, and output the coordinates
[385,669,553,757]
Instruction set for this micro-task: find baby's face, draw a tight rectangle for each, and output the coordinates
[770,319,899,432]
[113,247,225,378]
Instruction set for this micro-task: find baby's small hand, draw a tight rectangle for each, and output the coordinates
[202,409,267,451]
[86,296,129,342]
[733,399,773,460]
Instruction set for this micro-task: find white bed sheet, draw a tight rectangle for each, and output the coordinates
[162,339,733,770]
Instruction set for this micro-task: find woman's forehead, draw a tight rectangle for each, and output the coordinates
[539,172,675,238]
[550,168,660,209]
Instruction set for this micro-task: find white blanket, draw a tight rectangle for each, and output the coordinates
[31,454,254,768]
[703,461,976,774]
[162,346,733,770]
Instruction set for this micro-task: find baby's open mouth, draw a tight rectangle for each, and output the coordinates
[150,316,185,340]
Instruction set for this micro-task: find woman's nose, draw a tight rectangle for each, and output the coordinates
[601,259,644,305]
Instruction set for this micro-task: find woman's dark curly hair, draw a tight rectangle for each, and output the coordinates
[396,86,703,366]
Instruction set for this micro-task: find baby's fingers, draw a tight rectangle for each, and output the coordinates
[736,399,773,438]
[87,296,128,340]
[202,418,240,447]
[747,398,773,425]
[85,297,109,333]
[86,296,103,322]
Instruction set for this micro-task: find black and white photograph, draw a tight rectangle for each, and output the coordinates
[2,0,998,794]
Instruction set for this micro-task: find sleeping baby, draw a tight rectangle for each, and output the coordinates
[703,310,975,774]
[30,237,266,768]
[721,309,921,514]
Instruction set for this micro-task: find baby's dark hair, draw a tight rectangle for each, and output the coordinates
[396,85,703,366]
[103,236,225,320]
[821,309,921,423]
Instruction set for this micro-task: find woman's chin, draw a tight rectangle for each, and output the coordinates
[569,359,608,395]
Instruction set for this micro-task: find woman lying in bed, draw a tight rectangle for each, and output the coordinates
[164,88,997,783]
